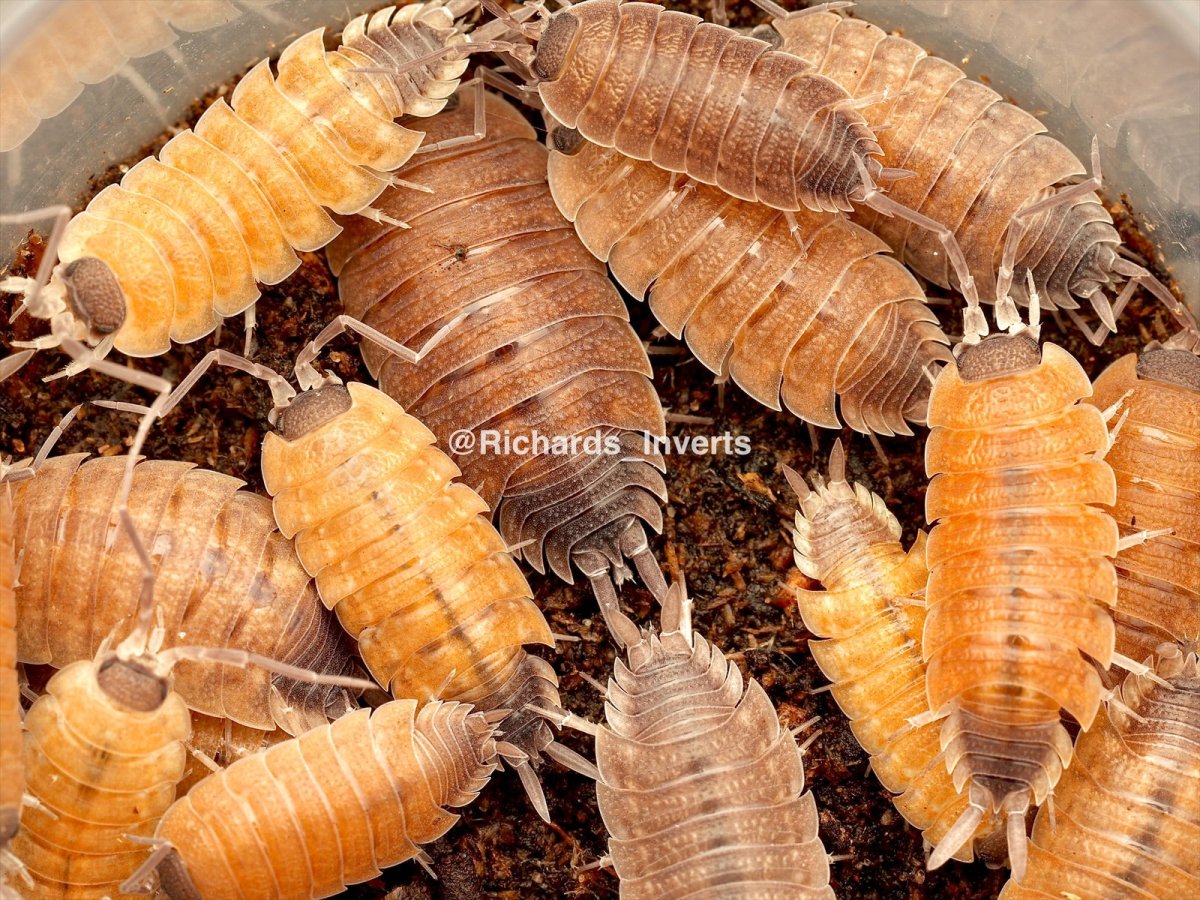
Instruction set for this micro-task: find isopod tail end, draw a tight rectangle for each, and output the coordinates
[512,756,552,823]
[927,803,984,872]
[1005,797,1030,881]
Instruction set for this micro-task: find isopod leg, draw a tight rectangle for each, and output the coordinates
[242,303,257,357]
[0,204,72,326]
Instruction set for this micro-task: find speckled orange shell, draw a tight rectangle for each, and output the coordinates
[1088,352,1200,662]
[11,659,191,898]
[156,700,497,898]
[536,0,881,213]
[924,341,1118,816]
[0,483,19,848]
[1000,647,1200,898]
[42,3,474,357]
[327,90,667,583]
[10,455,358,734]
[790,476,1001,862]
[546,134,950,433]
[777,12,1123,316]
[175,712,289,798]
[261,382,559,759]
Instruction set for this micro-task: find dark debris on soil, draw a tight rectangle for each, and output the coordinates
[0,1,1186,898]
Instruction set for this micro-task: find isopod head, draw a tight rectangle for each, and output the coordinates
[550,125,586,156]
[1136,347,1200,391]
[955,333,1041,382]
[275,383,354,440]
[60,256,126,337]
[533,11,580,80]
[96,656,169,712]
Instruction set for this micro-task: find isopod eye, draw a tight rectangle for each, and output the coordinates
[534,11,579,80]
[955,333,1041,382]
[1137,348,1200,392]
[276,383,354,440]
[96,657,168,712]
[61,257,126,336]
[551,126,585,156]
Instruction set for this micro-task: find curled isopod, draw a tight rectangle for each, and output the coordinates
[771,7,1189,342]
[787,441,1003,863]
[541,583,835,898]
[999,643,1200,898]
[921,295,1132,876]
[1087,346,1200,663]
[10,453,360,734]
[327,88,669,598]
[545,127,951,433]
[132,699,511,899]
[2,1,517,368]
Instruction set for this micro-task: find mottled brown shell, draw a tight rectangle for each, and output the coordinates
[154,700,498,897]
[535,0,881,213]
[923,340,1119,872]
[547,131,951,433]
[1087,350,1200,662]
[327,90,667,582]
[1000,646,1200,898]
[10,454,358,734]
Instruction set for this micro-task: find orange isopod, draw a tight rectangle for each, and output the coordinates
[1087,346,1200,663]
[999,643,1200,898]
[787,442,1003,864]
[1,476,21,852]
[174,712,289,798]
[921,298,1127,876]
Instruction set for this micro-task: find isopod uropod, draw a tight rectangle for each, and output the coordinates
[999,643,1200,898]
[771,7,1189,343]
[545,126,952,433]
[541,583,835,899]
[1087,345,1200,663]
[787,442,1003,863]
[327,89,670,598]
[2,1,515,368]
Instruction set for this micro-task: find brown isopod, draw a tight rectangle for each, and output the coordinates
[786,441,1003,864]
[0,1,520,370]
[174,712,290,798]
[537,582,835,898]
[999,643,1200,898]
[9,451,360,735]
[127,698,513,899]
[920,289,1163,875]
[545,127,952,433]
[327,88,670,600]
[769,6,1190,343]
[489,0,992,322]
[1087,346,1200,664]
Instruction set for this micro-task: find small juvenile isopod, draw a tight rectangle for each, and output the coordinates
[786,442,1002,863]
[1087,345,1200,663]
[2,2,518,368]
[128,698,512,899]
[919,288,1171,875]
[545,128,952,433]
[769,6,1190,342]
[10,453,360,735]
[537,582,835,898]
[999,643,1200,898]
[327,89,670,597]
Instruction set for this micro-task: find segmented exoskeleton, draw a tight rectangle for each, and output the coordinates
[540,583,835,898]
[11,653,192,898]
[1088,347,1200,663]
[261,379,563,818]
[546,128,951,433]
[922,300,1124,876]
[10,454,359,735]
[327,89,669,598]
[787,442,1003,864]
[0,479,19,851]
[772,8,1188,343]
[999,643,1200,898]
[132,699,508,899]
[175,712,289,798]
[3,2,514,365]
